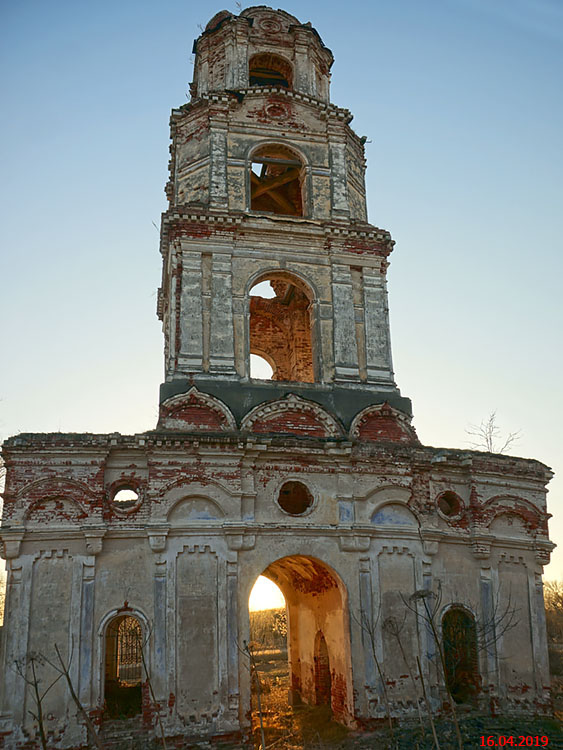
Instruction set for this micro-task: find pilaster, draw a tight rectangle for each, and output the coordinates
[78,556,96,707]
[331,264,359,380]
[210,253,236,372]
[328,131,349,219]
[178,250,203,371]
[363,267,394,382]
[209,115,228,210]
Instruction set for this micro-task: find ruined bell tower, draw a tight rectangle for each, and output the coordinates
[156,6,413,430]
[0,7,554,748]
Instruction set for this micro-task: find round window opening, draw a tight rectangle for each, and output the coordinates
[277,481,314,516]
[112,487,140,510]
[438,491,462,518]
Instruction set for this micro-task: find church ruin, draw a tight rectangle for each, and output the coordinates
[0,6,554,747]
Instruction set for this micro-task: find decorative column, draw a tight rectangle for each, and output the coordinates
[178,250,203,371]
[328,127,349,219]
[293,30,312,94]
[165,247,179,379]
[0,532,30,723]
[479,566,500,704]
[529,564,551,702]
[362,267,394,382]
[77,555,97,707]
[210,253,236,373]
[148,529,169,702]
[359,557,376,688]
[331,264,359,380]
[226,560,239,715]
[209,110,228,210]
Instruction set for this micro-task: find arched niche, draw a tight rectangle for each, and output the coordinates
[24,495,87,526]
[350,403,419,444]
[360,484,412,524]
[490,512,529,538]
[158,387,236,432]
[167,496,225,524]
[314,630,331,705]
[241,395,341,438]
[371,503,418,528]
[155,479,238,523]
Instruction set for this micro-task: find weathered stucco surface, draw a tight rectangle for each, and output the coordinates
[0,5,554,748]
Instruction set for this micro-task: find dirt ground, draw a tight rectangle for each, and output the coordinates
[245,654,563,750]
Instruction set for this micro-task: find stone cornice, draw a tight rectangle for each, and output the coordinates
[2,431,552,485]
[173,86,352,125]
[159,210,394,258]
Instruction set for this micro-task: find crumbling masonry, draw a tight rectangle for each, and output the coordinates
[0,6,554,747]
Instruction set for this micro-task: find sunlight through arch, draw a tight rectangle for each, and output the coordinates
[249,575,285,611]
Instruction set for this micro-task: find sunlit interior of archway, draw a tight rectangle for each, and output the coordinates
[247,557,353,747]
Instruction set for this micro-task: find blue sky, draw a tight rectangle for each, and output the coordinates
[1,0,562,575]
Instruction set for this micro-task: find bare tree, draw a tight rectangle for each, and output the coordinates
[466,411,521,453]
[13,652,62,750]
[41,643,103,750]
[382,615,429,737]
[239,640,266,750]
[404,587,463,750]
[137,627,167,750]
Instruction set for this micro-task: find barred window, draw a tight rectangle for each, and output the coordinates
[116,616,142,684]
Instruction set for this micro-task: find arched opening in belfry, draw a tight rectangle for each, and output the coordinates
[249,274,315,383]
[250,144,304,216]
[442,607,479,704]
[247,555,353,744]
[104,614,143,719]
[249,52,292,89]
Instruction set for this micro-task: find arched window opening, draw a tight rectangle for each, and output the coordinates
[442,607,479,704]
[314,631,331,706]
[249,53,292,89]
[249,274,315,383]
[250,144,304,216]
[104,615,143,718]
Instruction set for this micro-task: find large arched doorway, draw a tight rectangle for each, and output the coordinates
[104,615,143,718]
[248,555,353,728]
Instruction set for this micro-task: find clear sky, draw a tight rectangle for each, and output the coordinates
[1,0,562,582]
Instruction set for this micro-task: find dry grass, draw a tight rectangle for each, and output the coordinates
[250,654,349,750]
